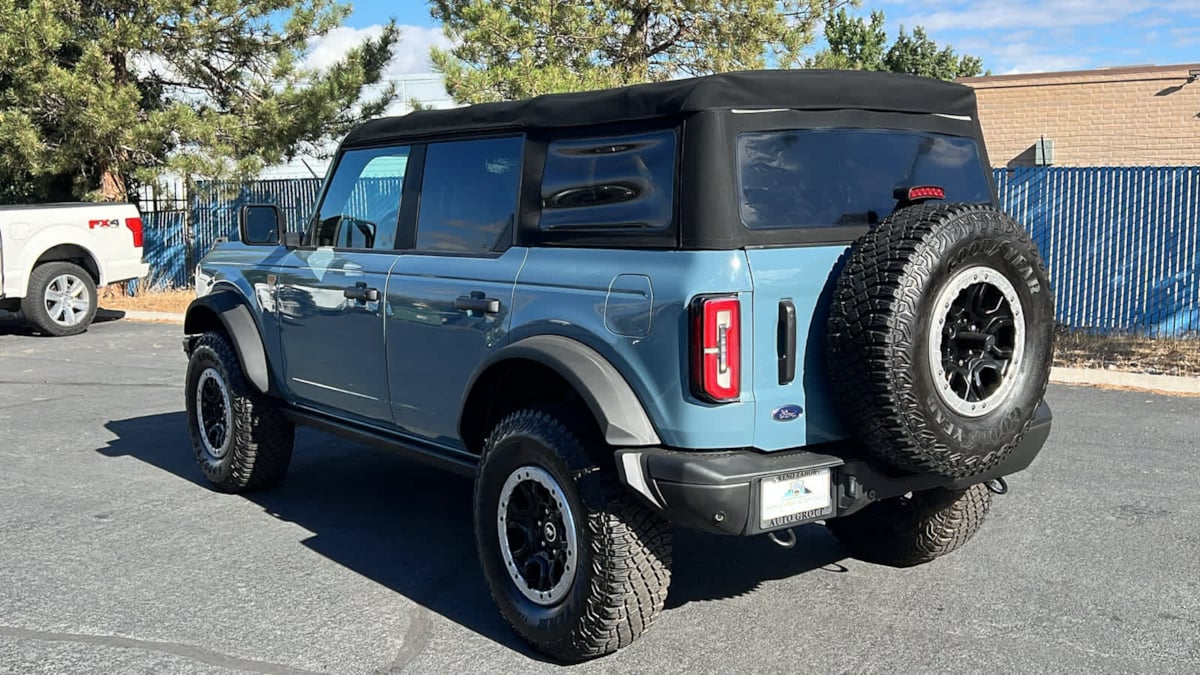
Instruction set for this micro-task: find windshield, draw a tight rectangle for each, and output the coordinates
[737,129,992,230]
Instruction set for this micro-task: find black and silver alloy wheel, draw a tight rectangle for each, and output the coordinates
[929,264,1026,417]
[474,407,672,662]
[185,331,295,493]
[827,203,1055,477]
[195,367,233,460]
[497,466,578,606]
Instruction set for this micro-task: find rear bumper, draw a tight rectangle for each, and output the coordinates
[615,401,1052,536]
[103,259,149,285]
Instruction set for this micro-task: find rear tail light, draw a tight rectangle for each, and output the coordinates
[691,296,741,402]
[125,217,144,248]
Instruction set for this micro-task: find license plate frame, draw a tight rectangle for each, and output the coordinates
[758,468,834,530]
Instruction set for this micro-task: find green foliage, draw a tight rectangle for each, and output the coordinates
[0,0,401,202]
[430,0,851,104]
[809,8,984,80]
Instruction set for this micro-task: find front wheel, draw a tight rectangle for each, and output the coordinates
[185,331,294,492]
[21,262,97,336]
[474,408,672,662]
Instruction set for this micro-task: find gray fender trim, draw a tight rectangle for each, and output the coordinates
[472,335,661,447]
[184,292,271,395]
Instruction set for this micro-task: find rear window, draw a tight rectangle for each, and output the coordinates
[737,129,992,230]
[539,130,675,232]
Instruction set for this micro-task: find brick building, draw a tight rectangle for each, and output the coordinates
[960,64,1200,168]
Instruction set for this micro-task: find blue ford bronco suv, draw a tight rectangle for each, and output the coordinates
[183,70,1054,661]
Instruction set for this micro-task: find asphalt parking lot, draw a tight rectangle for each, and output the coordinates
[1,318,1198,674]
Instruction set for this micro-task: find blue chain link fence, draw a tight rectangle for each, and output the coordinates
[141,167,1200,337]
[996,167,1200,337]
[141,179,322,287]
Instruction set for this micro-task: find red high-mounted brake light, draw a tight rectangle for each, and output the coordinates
[691,296,741,402]
[903,185,946,202]
[125,217,144,248]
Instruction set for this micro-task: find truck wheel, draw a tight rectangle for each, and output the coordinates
[826,483,991,567]
[474,408,672,662]
[185,331,294,492]
[21,262,98,336]
[827,203,1055,478]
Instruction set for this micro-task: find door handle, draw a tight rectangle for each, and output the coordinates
[455,292,500,315]
[344,282,379,302]
[778,299,797,385]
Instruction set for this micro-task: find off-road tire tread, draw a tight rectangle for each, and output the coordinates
[827,203,1053,477]
[187,331,293,492]
[477,408,672,662]
[21,261,98,337]
[827,483,991,567]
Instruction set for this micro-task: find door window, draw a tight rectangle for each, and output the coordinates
[415,136,523,253]
[313,146,410,249]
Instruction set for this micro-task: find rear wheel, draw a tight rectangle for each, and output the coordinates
[826,483,992,567]
[474,408,671,662]
[22,262,97,336]
[185,331,294,492]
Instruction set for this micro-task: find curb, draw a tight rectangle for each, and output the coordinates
[117,310,186,324]
[1050,367,1200,396]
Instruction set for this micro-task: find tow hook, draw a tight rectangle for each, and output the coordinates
[986,477,1009,495]
[767,528,797,549]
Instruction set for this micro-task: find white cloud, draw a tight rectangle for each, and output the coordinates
[900,0,1151,32]
[987,43,1092,74]
[305,24,452,78]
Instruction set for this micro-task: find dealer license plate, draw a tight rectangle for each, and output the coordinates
[759,468,833,529]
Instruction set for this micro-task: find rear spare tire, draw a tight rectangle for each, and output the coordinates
[827,203,1054,478]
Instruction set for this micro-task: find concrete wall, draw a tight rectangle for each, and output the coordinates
[961,64,1200,167]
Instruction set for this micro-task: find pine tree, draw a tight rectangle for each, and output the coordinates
[430,0,849,104]
[0,0,401,202]
[808,8,984,80]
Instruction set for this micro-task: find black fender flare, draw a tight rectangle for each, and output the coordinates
[461,335,661,447]
[184,291,272,395]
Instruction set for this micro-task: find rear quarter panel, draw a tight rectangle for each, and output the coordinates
[511,248,757,449]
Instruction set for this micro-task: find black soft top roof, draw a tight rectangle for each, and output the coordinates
[342,69,978,147]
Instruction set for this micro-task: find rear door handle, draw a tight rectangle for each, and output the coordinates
[344,282,379,302]
[778,299,797,385]
[455,292,500,315]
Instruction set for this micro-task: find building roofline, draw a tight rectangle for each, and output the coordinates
[960,63,1200,85]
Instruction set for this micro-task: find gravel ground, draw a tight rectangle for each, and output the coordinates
[1,319,1198,674]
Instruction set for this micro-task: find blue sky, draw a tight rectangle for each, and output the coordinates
[329,0,1200,78]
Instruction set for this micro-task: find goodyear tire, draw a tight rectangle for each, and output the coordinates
[474,407,672,662]
[185,331,294,492]
[827,203,1054,478]
[827,483,992,567]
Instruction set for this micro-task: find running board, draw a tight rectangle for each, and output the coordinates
[282,408,479,477]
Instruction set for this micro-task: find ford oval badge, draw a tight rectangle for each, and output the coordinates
[772,405,803,422]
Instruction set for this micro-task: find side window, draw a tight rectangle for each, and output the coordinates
[313,146,410,249]
[539,130,675,231]
[415,136,523,253]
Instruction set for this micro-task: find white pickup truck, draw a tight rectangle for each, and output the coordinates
[0,203,149,336]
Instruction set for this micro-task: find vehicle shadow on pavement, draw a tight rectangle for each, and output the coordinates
[0,309,125,336]
[0,315,32,335]
[99,412,852,656]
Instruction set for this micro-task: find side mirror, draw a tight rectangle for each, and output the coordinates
[239,204,283,245]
